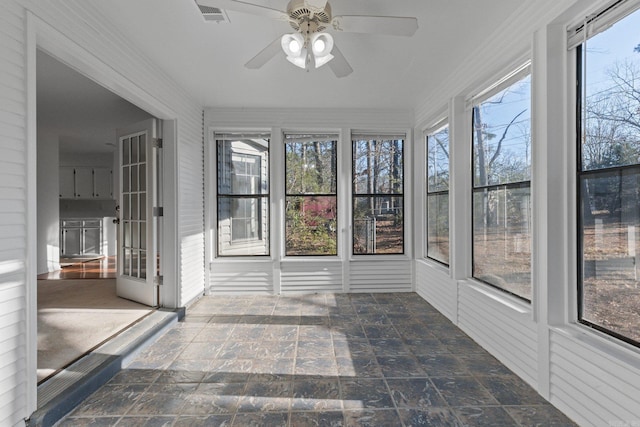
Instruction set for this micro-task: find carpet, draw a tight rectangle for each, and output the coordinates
[37,279,152,383]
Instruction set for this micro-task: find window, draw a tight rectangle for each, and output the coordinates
[426,123,450,265]
[216,134,269,256]
[352,135,404,255]
[285,134,338,256]
[576,5,640,345]
[472,69,532,300]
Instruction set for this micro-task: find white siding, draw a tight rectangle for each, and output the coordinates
[0,0,205,423]
[549,330,640,427]
[280,261,343,294]
[349,260,412,293]
[458,283,538,387]
[210,262,274,294]
[0,1,28,425]
[415,260,456,321]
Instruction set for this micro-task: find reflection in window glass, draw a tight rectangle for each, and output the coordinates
[578,8,640,345]
[472,73,532,300]
[427,125,450,265]
[216,135,269,256]
[285,135,337,256]
[352,137,404,255]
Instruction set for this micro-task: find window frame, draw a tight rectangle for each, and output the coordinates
[351,134,406,256]
[283,133,339,257]
[425,120,450,266]
[470,65,533,302]
[575,12,640,347]
[215,133,271,258]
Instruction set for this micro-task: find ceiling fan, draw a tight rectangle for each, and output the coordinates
[197,0,418,77]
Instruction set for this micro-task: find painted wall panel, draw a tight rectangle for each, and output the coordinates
[210,262,274,294]
[415,260,456,321]
[349,260,412,292]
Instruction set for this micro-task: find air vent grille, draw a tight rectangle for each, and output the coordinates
[197,3,229,23]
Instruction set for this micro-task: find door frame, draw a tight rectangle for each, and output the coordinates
[26,11,180,414]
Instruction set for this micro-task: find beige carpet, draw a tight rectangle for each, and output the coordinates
[37,279,152,382]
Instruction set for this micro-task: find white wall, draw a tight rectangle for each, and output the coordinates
[205,107,414,295]
[36,131,60,274]
[0,1,205,424]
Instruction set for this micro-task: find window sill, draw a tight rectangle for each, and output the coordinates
[416,258,450,275]
[460,278,532,315]
[350,254,411,262]
[549,323,640,366]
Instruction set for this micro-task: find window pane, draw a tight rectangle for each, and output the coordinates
[353,196,403,254]
[427,128,449,192]
[473,75,531,187]
[581,9,640,171]
[216,135,270,256]
[353,139,404,194]
[286,138,337,195]
[473,185,531,299]
[578,8,640,346]
[427,193,449,264]
[580,171,640,343]
[285,196,337,256]
[217,139,269,195]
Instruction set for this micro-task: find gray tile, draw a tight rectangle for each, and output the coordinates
[179,382,243,415]
[387,378,446,408]
[430,377,500,407]
[71,384,148,416]
[505,405,579,427]
[454,406,519,427]
[336,357,383,378]
[456,353,514,376]
[415,354,469,377]
[295,358,338,378]
[397,408,462,427]
[376,355,426,378]
[174,414,234,426]
[115,416,175,426]
[369,338,411,356]
[57,417,123,426]
[344,409,402,426]
[108,369,160,384]
[292,379,342,411]
[340,379,394,409]
[237,381,292,412]
[297,339,335,358]
[477,375,548,405]
[127,384,197,416]
[333,339,374,358]
[289,411,345,427]
[232,412,289,426]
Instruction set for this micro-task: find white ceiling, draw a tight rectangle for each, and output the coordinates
[91,0,525,110]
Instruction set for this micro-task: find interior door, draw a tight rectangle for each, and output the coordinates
[116,119,159,306]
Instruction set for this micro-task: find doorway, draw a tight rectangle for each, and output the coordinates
[35,51,158,383]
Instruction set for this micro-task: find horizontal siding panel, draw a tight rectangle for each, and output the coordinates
[281,261,342,293]
[210,262,273,294]
[415,261,456,320]
[549,378,607,427]
[458,285,537,385]
[549,331,640,426]
[349,260,412,292]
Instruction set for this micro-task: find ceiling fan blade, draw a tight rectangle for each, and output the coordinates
[245,37,282,69]
[197,0,288,20]
[328,44,353,78]
[332,15,418,37]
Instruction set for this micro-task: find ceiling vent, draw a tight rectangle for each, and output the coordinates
[196,3,229,23]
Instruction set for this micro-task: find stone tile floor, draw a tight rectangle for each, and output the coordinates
[56,293,578,426]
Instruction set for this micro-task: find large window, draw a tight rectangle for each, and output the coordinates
[472,69,532,300]
[426,123,450,265]
[216,134,269,256]
[352,135,404,255]
[285,134,338,256]
[577,5,640,345]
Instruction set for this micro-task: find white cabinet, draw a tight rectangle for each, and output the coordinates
[59,167,113,199]
[59,167,76,199]
[60,219,103,256]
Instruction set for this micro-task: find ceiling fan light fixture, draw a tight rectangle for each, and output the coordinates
[310,32,334,68]
[314,52,334,68]
[286,48,308,69]
[281,33,305,57]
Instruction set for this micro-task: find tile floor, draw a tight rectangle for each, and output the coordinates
[56,293,577,426]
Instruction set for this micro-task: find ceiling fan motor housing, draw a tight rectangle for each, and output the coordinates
[287,0,332,33]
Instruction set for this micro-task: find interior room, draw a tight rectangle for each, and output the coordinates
[1,0,640,426]
[35,50,155,382]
